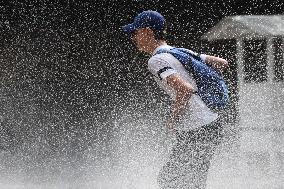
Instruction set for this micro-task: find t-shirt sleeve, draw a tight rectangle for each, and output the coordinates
[148,54,178,80]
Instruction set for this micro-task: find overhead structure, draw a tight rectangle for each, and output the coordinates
[202,15,284,188]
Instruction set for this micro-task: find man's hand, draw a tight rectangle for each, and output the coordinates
[165,118,177,135]
[166,118,174,130]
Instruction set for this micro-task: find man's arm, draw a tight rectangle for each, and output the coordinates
[166,74,194,129]
[203,55,229,72]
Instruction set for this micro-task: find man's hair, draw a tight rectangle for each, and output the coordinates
[153,20,168,40]
[153,29,167,40]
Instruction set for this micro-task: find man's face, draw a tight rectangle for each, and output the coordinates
[131,28,151,52]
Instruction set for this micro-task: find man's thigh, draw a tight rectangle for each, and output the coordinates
[157,130,219,189]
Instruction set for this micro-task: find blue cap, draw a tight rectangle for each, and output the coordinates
[122,10,165,34]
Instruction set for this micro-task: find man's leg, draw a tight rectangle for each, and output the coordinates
[157,121,223,189]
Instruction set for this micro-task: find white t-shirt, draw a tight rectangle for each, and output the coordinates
[148,44,218,131]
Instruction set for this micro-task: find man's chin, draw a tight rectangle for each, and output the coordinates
[137,47,144,52]
[138,47,148,54]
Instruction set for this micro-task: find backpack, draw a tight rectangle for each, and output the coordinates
[155,47,229,111]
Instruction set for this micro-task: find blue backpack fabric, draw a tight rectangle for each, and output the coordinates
[155,47,229,110]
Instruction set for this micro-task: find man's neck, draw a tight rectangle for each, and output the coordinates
[146,40,167,54]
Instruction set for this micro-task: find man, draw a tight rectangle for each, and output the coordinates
[122,10,228,189]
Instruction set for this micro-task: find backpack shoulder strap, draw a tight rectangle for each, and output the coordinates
[154,47,173,55]
[154,47,194,72]
[155,47,188,63]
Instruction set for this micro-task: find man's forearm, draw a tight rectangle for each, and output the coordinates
[165,74,194,128]
[205,55,228,72]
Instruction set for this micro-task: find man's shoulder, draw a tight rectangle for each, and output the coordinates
[148,53,180,73]
[148,53,167,66]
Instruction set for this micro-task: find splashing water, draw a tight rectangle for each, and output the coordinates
[1,1,284,189]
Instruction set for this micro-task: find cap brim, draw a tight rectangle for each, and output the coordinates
[122,23,137,34]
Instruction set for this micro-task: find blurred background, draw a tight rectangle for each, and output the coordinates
[0,0,283,188]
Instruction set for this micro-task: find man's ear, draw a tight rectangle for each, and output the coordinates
[145,27,155,37]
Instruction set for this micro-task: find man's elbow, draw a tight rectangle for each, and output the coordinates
[220,59,229,70]
[223,58,229,67]
[213,57,229,72]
